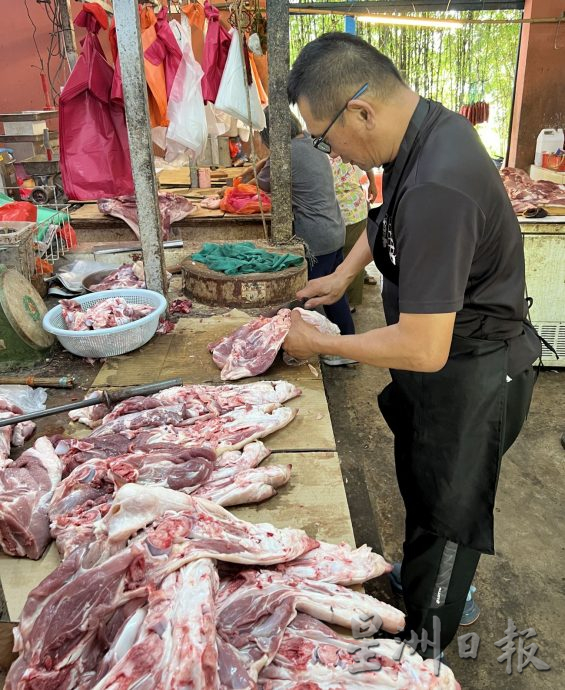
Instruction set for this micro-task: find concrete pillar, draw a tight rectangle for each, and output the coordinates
[508,0,565,170]
[59,0,78,70]
[112,0,167,295]
[266,0,293,243]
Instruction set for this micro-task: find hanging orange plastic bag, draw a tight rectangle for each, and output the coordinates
[220,183,271,215]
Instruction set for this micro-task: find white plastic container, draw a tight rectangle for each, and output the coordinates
[534,129,564,166]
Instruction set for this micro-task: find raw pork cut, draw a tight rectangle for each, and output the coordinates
[91,559,220,690]
[127,404,298,454]
[6,544,147,690]
[0,437,63,559]
[98,193,195,240]
[0,398,36,468]
[89,262,146,291]
[72,380,301,431]
[275,541,392,585]
[67,390,110,428]
[259,614,459,689]
[209,308,340,380]
[102,484,318,567]
[209,440,271,480]
[501,167,565,214]
[60,296,155,331]
[193,464,291,506]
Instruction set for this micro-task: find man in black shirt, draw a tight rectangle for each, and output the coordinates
[284,33,540,656]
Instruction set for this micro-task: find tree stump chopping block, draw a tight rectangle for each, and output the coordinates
[182,248,307,309]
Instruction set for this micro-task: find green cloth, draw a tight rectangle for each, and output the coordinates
[192,242,303,275]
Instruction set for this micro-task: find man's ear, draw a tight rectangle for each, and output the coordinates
[349,99,376,131]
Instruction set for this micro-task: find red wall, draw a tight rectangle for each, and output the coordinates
[508,0,565,169]
[0,2,110,122]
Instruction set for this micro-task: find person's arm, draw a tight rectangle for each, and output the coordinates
[287,182,485,372]
[297,230,373,308]
[283,310,455,372]
[366,169,379,204]
[238,157,269,184]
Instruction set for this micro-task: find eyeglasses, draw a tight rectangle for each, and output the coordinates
[312,83,369,154]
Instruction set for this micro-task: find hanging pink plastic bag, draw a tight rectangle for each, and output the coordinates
[59,6,134,201]
[201,0,231,103]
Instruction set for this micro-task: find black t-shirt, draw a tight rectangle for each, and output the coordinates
[370,99,540,375]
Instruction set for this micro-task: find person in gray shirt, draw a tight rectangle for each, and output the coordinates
[246,107,355,345]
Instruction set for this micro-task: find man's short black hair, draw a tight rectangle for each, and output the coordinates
[288,32,404,119]
[260,106,304,149]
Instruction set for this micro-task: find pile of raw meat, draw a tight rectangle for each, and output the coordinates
[501,167,565,215]
[60,297,155,331]
[89,262,146,291]
[209,308,340,380]
[1,380,460,689]
[0,393,56,560]
[98,192,195,241]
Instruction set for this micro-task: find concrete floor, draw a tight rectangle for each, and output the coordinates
[323,280,565,689]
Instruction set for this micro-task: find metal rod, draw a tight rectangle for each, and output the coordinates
[0,378,183,428]
[93,240,183,256]
[0,376,75,389]
[287,4,563,24]
[113,0,168,295]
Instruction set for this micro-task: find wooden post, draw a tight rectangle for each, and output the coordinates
[58,0,78,70]
[112,0,167,295]
[266,0,293,243]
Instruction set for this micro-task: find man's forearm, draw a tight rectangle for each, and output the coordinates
[311,321,450,372]
[336,230,373,281]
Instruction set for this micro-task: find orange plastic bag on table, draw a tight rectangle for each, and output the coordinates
[220,183,271,215]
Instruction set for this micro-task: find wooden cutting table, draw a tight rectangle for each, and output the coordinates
[0,311,355,635]
[70,166,271,244]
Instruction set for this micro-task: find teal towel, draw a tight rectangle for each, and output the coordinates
[192,241,303,275]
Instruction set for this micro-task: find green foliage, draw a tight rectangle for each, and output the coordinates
[290,11,521,157]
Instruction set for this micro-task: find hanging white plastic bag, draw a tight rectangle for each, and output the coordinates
[214,30,265,131]
[153,18,208,162]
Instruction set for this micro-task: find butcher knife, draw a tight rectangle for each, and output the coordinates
[0,378,183,429]
[260,297,308,319]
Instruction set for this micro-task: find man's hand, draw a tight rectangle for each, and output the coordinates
[283,311,322,361]
[297,272,349,309]
[367,170,379,204]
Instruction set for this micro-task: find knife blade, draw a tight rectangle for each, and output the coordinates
[260,297,308,319]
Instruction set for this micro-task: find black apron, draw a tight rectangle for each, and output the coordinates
[369,99,515,555]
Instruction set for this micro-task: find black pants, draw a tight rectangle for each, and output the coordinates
[308,249,355,335]
[400,366,536,654]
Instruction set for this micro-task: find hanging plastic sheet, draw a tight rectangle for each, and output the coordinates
[215,30,266,131]
[59,7,134,201]
[144,7,182,101]
[249,52,268,106]
[181,2,205,66]
[152,17,207,162]
[201,0,232,103]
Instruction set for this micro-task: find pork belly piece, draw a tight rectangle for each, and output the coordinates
[193,464,291,506]
[0,437,63,559]
[259,614,460,690]
[275,541,392,586]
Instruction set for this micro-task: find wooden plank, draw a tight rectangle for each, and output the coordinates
[92,312,335,451]
[0,546,60,622]
[232,453,355,545]
[0,451,351,625]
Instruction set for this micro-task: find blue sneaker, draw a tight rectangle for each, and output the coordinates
[389,562,403,595]
[388,563,480,626]
[460,585,480,625]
